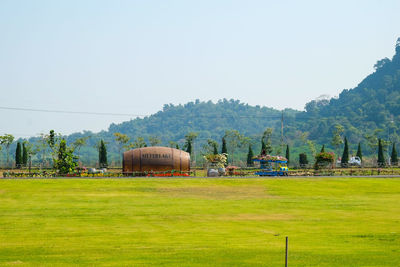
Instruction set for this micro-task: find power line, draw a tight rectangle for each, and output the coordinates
[0,105,313,120]
[0,106,148,117]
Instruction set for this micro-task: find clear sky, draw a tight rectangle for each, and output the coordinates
[1,0,399,138]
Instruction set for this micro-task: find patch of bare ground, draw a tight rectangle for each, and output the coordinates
[4,261,24,265]
[158,185,277,199]
[217,213,293,221]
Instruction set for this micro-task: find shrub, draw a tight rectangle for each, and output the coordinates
[314,152,335,169]
[299,153,308,166]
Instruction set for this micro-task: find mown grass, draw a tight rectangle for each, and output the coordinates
[0,178,399,266]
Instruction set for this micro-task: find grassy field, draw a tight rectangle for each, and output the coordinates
[0,178,399,266]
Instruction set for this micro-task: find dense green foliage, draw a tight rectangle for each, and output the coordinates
[212,142,218,155]
[315,152,335,169]
[341,137,349,167]
[15,142,22,168]
[378,139,385,166]
[98,140,108,168]
[356,142,363,161]
[54,139,78,174]
[1,178,399,266]
[246,145,254,166]
[391,143,398,165]
[22,143,28,166]
[299,153,308,165]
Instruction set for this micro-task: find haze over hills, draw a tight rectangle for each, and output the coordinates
[8,38,400,165]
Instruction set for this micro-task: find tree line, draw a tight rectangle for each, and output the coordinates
[1,121,399,171]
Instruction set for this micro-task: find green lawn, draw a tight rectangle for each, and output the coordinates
[0,178,399,266]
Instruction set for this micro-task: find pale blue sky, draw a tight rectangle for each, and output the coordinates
[1,0,399,137]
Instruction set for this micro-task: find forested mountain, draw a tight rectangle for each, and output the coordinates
[5,39,400,166]
[295,38,400,154]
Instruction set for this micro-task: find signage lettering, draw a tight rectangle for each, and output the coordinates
[142,153,171,159]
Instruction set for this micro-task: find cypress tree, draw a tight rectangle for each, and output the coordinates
[391,143,398,166]
[22,143,28,167]
[176,144,180,150]
[320,144,325,153]
[285,144,290,164]
[247,145,254,166]
[377,138,385,166]
[213,143,218,155]
[341,137,349,167]
[15,142,22,168]
[356,142,362,161]
[99,140,108,168]
[221,137,227,154]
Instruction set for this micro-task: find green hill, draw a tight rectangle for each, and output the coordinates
[294,38,400,153]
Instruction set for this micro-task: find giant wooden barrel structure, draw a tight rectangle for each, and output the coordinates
[123,146,190,173]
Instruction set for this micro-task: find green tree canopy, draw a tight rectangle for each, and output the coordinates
[54,139,78,174]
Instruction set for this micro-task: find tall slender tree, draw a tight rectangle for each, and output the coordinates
[15,142,22,169]
[356,142,363,161]
[391,143,398,166]
[247,145,254,166]
[377,138,385,166]
[285,144,290,164]
[341,137,349,167]
[99,140,108,168]
[22,143,28,167]
[47,130,60,165]
[213,143,218,155]
[221,137,227,154]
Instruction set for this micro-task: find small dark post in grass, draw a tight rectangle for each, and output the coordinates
[285,236,288,267]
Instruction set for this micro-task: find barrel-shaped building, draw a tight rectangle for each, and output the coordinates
[123,146,190,173]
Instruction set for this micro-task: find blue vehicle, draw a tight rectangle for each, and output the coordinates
[253,158,289,176]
